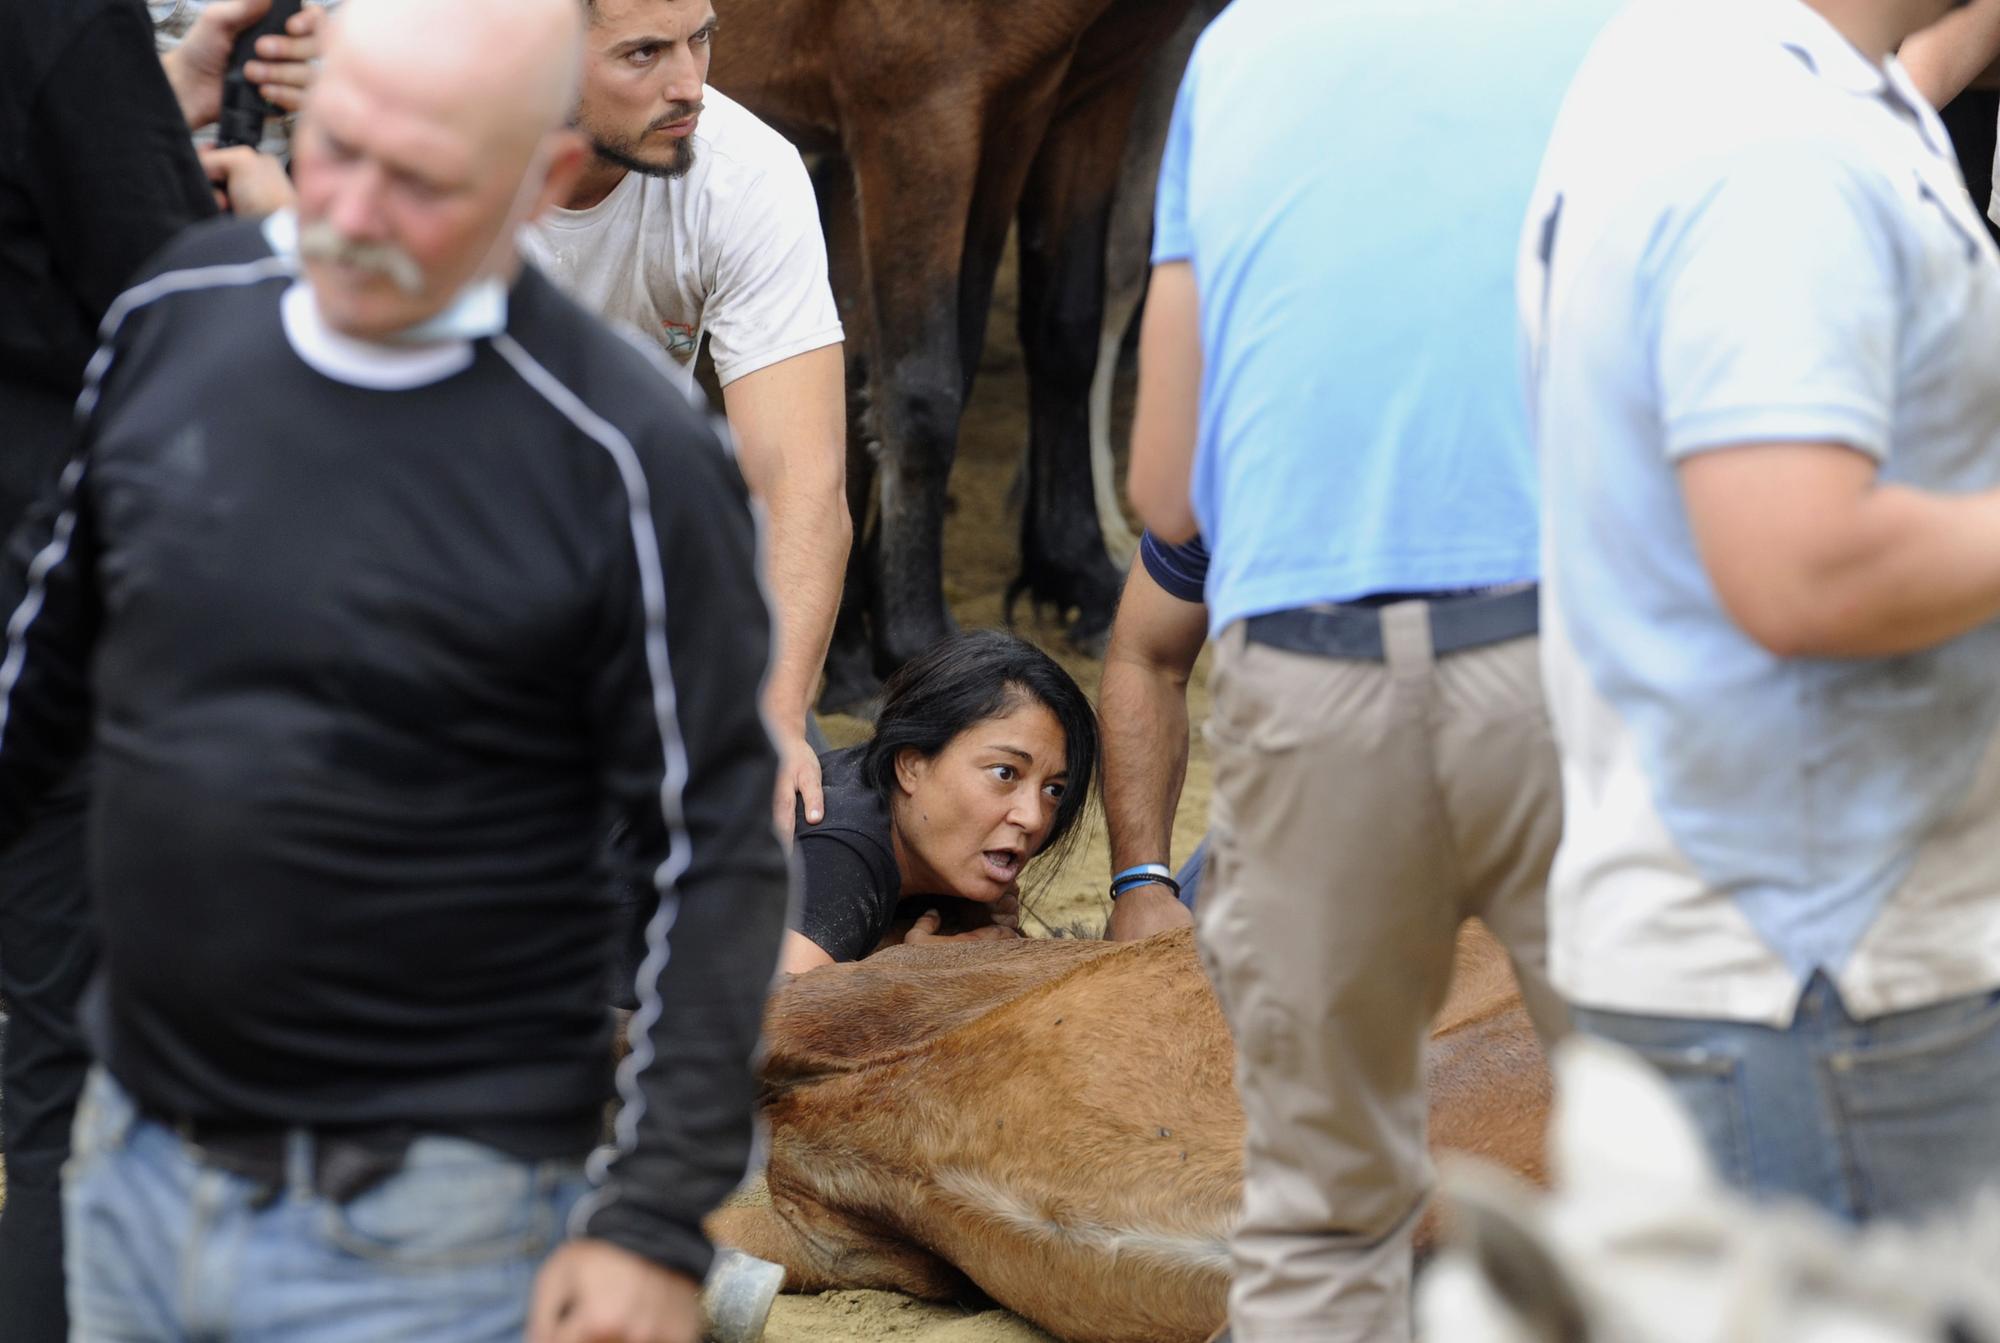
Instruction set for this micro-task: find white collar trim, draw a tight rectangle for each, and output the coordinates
[280,282,474,390]
[262,208,509,354]
[1762,0,1954,159]
[1755,0,1885,96]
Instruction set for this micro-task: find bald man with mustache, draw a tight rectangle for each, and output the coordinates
[0,0,787,1339]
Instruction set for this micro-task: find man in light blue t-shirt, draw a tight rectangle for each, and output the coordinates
[1526,0,2000,1221]
[1125,2,1614,1338]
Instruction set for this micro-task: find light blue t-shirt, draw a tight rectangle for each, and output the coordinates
[1525,0,2000,1024]
[1154,0,1617,636]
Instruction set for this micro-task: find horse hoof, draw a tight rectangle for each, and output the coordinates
[1006,554,1123,657]
[817,667,884,722]
[702,1248,785,1343]
[873,611,959,674]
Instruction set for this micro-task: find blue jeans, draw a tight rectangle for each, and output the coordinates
[1174,838,1209,913]
[64,1068,590,1343]
[1574,973,2000,1223]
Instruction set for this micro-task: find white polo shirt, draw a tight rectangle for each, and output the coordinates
[523,86,843,387]
[1522,0,2000,1026]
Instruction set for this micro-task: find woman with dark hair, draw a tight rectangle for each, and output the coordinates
[781,630,1099,974]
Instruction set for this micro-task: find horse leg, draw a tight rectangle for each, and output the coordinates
[840,102,985,671]
[953,68,1068,389]
[1009,73,1146,654]
[1088,0,1216,568]
[709,1182,971,1300]
[817,445,883,721]
[1088,171,1147,569]
[845,72,1065,672]
[819,533,882,719]
[809,152,887,717]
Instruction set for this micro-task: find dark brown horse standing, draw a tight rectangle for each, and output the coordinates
[1084,0,1230,569]
[709,0,1200,705]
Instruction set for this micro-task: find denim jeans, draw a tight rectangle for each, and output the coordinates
[64,1068,590,1343]
[1174,838,1209,913]
[1573,972,2000,1223]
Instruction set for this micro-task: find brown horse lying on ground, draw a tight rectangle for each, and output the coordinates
[709,924,1550,1343]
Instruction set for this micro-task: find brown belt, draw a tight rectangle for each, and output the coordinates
[166,1114,413,1204]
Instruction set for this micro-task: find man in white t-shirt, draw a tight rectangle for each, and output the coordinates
[526,0,848,838]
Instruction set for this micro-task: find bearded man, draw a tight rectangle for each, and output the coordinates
[530,0,849,844]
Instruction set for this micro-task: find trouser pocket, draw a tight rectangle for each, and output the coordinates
[1825,988,2000,1220]
[63,1067,138,1184]
[320,1136,581,1272]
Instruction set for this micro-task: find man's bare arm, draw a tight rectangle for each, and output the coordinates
[1127,262,1203,544]
[1898,0,2000,107]
[778,929,834,976]
[721,343,851,839]
[1680,441,2000,657]
[1101,558,1206,941]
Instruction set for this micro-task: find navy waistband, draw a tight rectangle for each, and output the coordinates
[1245,585,1539,662]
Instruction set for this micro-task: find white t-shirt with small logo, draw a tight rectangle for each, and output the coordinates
[523,87,843,386]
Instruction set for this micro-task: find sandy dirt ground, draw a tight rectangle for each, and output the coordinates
[764,1289,1060,1343]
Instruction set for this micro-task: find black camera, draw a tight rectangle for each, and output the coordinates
[217,0,305,148]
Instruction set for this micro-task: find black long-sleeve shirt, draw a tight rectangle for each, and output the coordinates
[0,216,789,1280]
[0,0,214,524]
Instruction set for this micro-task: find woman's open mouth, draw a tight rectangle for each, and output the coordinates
[980,850,1022,883]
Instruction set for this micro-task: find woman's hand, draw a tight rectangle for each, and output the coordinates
[904,909,1022,946]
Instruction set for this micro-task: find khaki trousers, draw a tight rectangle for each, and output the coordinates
[1199,607,1565,1343]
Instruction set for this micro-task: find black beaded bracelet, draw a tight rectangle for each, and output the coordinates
[1110,871,1181,900]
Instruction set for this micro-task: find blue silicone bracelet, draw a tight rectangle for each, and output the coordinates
[1111,869,1180,900]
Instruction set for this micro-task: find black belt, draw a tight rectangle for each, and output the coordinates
[167,1115,414,1204]
[1245,585,1538,662]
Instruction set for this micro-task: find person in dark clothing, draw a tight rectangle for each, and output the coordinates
[0,0,303,489]
[2,0,210,509]
[0,0,788,1339]
[0,1,292,1336]
[782,630,1099,972]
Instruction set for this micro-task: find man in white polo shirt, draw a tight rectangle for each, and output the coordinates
[528,0,847,836]
[1525,0,2000,1220]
